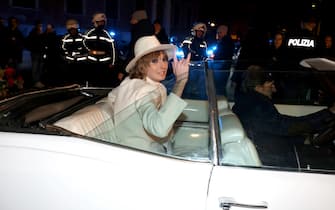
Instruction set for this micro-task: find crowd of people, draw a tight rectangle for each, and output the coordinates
[24,12,122,89]
[0,16,25,98]
[0,10,166,98]
[0,12,334,98]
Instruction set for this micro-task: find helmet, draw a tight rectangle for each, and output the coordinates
[191,22,207,36]
[66,19,79,30]
[92,12,107,27]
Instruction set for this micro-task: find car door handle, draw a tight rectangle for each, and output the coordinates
[219,197,268,209]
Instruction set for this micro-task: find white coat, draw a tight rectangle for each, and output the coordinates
[107,76,187,153]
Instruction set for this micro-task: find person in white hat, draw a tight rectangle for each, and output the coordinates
[106,35,191,153]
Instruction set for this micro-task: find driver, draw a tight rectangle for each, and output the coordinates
[232,65,335,167]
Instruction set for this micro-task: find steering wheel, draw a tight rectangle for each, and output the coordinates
[312,119,335,146]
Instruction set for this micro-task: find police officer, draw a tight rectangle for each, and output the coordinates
[284,15,320,103]
[61,19,88,85]
[83,12,119,87]
[179,22,208,99]
[180,22,208,61]
[286,15,319,67]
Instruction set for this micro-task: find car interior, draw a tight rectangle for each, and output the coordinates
[1,61,334,172]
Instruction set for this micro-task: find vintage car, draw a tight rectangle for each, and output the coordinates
[0,59,335,210]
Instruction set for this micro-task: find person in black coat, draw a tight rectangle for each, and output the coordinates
[5,16,25,69]
[232,65,335,167]
[128,10,155,61]
[213,25,234,61]
[153,19,169,44]
[285,15,320,103]
[26,20,46,88]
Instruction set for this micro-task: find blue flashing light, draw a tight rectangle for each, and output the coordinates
[207,45,217,57]
[109,30,116,37]
[207,49,214,57]
[176,48,184,59]
[169,36,178,45]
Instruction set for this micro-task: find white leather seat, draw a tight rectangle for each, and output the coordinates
[219,113,261,166]
[54,101,115,140]
[217,96,261,166]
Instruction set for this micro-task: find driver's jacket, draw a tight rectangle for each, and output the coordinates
[232,89,335,167]
[83,28,116,65]
[233,90,334,138]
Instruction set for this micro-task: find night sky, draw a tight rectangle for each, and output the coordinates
[197,0,334,35]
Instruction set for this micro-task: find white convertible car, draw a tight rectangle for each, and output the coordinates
[0,60,335,210]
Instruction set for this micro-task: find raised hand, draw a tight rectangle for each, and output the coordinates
[171,53,191,97]
[172,53,191,82]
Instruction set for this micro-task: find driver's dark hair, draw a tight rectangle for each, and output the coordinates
[241,65,273,92]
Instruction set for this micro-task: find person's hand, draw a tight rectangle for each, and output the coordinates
[172,53,191,82]
[171,53,191,97]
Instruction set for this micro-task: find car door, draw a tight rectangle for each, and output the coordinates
[206,165,335,210]
[206,59,335,210]
[0,132,214,210]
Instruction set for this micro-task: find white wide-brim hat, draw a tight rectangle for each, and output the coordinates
[125,35,176,72]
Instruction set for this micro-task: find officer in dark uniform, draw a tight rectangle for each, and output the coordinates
[286,16,319,67]
[179,22,208,99]
[61,19,88,85]
[180,22,208,61]
[83,12,121,87]
[284,15,320,103]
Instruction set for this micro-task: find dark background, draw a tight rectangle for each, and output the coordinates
[198,0,334,36]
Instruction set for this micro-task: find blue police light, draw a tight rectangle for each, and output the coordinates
[109,30,116,37]
[207,45,217,58]
[170,36,178,45]
[176,48,184,59]
[207,49,214,57]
